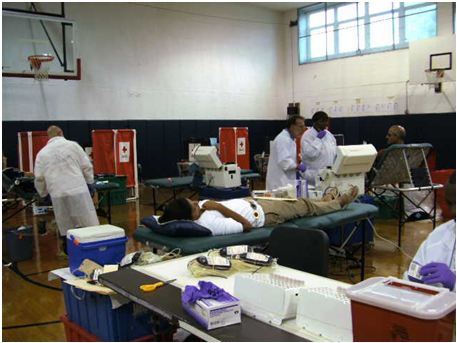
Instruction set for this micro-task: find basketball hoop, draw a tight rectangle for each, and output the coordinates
[424,69,445,93]
[28,54,54,80]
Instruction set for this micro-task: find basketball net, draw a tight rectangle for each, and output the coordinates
[424,69,445,85]
[424,69,445,93]
[28,54,54,80]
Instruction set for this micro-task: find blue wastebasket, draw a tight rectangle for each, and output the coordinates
[6,226,33,262]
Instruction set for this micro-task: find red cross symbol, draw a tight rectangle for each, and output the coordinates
[239,141,244,148]
[122,145,128,153]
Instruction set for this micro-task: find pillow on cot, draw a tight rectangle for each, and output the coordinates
[140,215,212,237]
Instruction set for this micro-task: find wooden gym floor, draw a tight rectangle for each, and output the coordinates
[2,182,439,342]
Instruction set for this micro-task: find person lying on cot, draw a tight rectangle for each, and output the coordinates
[158,186,359,236]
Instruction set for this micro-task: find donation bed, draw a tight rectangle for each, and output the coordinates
[134,203,378,254]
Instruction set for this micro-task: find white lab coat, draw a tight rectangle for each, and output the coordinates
[300,127,336,185]
[34,136,99,236]
[266,129,298,190]
[405,220,456,291]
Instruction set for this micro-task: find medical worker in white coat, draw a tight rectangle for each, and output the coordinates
[266,115,306,190]
[300,111,336,185]
[34,126,99,253]
[406,172,456,291]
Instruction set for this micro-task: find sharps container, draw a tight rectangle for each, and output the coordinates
[67,225,127,276]
[345,276,455,342]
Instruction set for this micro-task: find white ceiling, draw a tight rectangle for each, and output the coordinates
[249,2,313,12]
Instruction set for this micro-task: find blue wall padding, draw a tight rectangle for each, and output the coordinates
[2,113,455,179]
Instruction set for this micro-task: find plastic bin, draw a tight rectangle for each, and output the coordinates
[102,189,128,206]
[67,225,127,276]
[373,195,398,219]
[62,284,156,341]
[60,314,155,342]
[345,276,456,342]
[5,226,33,262]
[96,175,127,206]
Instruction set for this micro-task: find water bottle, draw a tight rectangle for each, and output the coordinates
[296,172,302,198]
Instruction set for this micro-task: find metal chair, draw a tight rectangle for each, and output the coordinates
[267,226,329,277]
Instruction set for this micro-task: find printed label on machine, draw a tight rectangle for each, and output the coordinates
[119,142,130,162]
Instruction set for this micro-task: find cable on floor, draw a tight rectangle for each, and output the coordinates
[6,262,62,292]
[365,217,415,261]
[2,320,62,330]
[24,268,54,277]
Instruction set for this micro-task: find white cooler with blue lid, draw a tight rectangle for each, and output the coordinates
[67,225,127,276]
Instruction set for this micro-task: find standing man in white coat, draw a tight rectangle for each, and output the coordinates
[34,125,99,254]
[300,111,336,185]
[266,115,306,190]
[406,172,455,291]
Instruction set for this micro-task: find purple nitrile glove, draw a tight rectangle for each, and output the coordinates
[182,281,234,304]
[420,262,456,290]
[317,130,327,139]
[297,162,307,173]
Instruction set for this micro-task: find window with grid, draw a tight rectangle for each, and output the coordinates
[298,2,437,64]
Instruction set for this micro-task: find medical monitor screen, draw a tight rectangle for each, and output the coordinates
[332,144,377,175]
[193,146,222,169]
[209,137,218,147]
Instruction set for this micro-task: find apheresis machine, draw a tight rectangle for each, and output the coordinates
[192,146,241,188]
[316,144,377,196]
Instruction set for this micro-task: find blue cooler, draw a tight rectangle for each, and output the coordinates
[67,225,128,276]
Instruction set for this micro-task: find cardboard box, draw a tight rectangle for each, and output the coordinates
[183,296,241,330]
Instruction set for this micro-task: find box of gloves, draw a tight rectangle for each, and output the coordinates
[67,225,127,276]
[182,281,241,330]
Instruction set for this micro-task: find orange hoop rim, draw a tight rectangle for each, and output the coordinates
[28,54,54,62]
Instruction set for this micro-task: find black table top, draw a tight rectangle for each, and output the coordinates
[99,268,307,342]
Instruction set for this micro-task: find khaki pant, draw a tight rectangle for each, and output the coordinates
[256,198,341,226]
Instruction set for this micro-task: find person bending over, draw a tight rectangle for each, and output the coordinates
[34,125,99,254]
[159,186,358,236]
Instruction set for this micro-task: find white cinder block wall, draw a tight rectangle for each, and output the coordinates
[2,2,288,121]
[283,2,456,118]
[2,2,455,122]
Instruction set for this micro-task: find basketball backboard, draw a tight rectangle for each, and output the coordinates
[409,35,456,85]
[2,3,80,80]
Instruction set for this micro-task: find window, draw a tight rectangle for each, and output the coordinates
[298,2,437,64]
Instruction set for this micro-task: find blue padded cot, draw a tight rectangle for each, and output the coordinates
[134,226,274,255]
[287,203,377,229]
[134,203,378,279]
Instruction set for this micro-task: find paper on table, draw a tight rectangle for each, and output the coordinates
[65,278,115,295]
[102,264,119,273]
[48,267,77,281]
